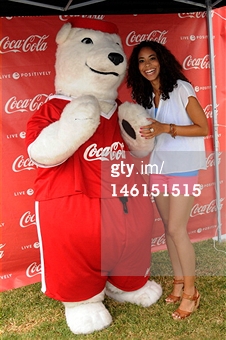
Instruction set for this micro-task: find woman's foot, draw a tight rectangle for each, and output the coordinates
[165,278,184,304]
[172,288,200,320]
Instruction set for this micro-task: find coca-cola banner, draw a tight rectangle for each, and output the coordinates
[1,9,225,291]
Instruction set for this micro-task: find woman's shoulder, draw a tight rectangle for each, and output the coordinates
[176,79,194,91]
[175,79,196,97]
[168,80,196,107]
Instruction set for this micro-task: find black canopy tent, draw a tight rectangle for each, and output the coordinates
[0,0,224,242]
[0,0,226,16]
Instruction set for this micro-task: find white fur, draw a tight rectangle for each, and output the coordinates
[31,23,162,335]
[63,290,112,334]
[118,102,155,157]
[106,280,162,307]
[55,24,126,101]
[29,95,100,166]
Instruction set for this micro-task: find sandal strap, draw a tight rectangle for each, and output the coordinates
[182,288,199,301]
[166,293,181,302]
[172,288,200,320]
[173,278,184,285]
[173,308,191,319]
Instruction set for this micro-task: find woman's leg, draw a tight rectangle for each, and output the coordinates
[167,194,200,316]
[154,193,198,312]
[154,194,184,275]
[167,194,195,277]
[154,193,184,298]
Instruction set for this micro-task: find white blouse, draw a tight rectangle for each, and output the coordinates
[147,80,206,174]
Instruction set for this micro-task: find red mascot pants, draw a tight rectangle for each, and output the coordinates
[36,193,153,302]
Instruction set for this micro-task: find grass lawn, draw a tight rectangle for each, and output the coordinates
[1,239,225,339]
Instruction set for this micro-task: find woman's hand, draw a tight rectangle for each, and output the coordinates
[140,96,209,139]
[140,118,169,139]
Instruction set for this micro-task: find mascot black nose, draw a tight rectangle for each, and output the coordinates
[108,52,124,66]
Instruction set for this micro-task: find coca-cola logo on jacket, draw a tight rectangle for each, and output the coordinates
[5,94,51,114]
[84,142,126,161]
[0,35,48,54]
[126,30,168,46]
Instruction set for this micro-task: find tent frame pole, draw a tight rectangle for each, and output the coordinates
[174,0,222,242]
[205,0,222,242]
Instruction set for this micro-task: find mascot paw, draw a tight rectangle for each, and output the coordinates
[64,302,112,335]
[118,102,155,157]
[29,95,101,166]
[60,95,101,135]
[106,280,162,307]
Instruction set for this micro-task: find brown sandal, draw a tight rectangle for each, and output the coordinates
[165,278,184,304]
[172,288,200,320]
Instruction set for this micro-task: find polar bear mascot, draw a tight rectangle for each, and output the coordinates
[26,17,162,335]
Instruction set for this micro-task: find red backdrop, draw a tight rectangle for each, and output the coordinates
[0,8,225,291]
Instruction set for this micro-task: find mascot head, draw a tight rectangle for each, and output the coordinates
[55,17,127,102]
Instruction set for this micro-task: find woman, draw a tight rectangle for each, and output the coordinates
[127,40,208,320]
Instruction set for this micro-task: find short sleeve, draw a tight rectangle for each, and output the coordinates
[178,80,196,109]
[25,100,64,150]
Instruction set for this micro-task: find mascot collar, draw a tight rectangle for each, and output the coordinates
[48,94,117,120]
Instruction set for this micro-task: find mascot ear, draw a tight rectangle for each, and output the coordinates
[56,23,72,45]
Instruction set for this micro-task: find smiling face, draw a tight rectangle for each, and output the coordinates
[138,47,160,87]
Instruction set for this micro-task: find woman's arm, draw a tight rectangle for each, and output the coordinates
[140,96,209,138]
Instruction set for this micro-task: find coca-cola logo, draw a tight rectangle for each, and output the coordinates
[206,152,222,168]
[204,104,212,119]
[26,262,42,277]
[126,30,168,46]
[183,54,210,70]
[0,35,48,54]
[84,142,126,161]
[0,244,6,259]
[12,155,37,172]
[151,233,166,247]
[20,211,36,228]
[59,14,105,21]
[203,103,219,119]
[190,198,224,217]
[214,11,226,21]
[178,12,207,19]
[5,94,51,114]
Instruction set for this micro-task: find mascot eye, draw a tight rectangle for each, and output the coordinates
[81,38,93,44]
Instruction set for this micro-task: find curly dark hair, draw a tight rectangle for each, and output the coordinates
[126,40,190,109]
